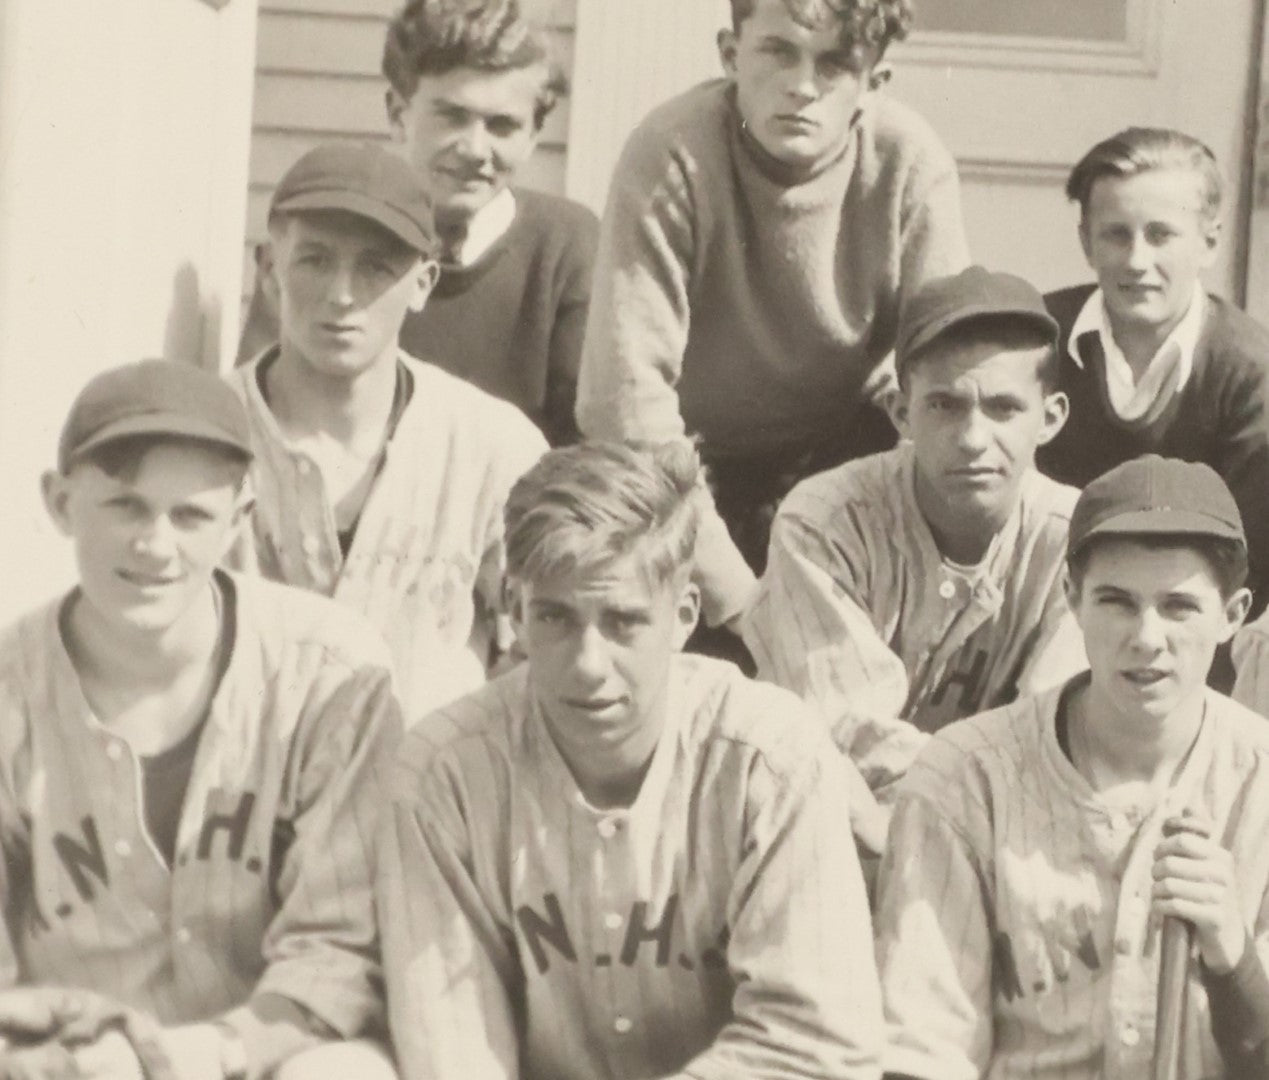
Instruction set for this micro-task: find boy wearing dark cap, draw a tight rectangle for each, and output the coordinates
[877,454,1269,1078]
[239,0,598,448]
[234,142,546,723]
[744,267,1082,850]
[0,361,401,1078]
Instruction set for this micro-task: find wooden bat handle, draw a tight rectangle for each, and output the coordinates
[1152,914,1194,1080]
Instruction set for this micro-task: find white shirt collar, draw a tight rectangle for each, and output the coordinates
[1067,284,1206,419]
[445,188,516,267]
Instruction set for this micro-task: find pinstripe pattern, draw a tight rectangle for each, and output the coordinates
[876,677,1269,1079]
[231,349,547,722]
[378,654,883,1080]
[0,572,401,1039]
[1231,612,1269,718]
[742,444,1086,797]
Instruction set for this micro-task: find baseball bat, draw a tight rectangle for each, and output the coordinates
[1152,814,1205,1080]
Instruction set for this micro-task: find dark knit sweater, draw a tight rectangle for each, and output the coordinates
[1040,283,1269,603]
[237,188,598,448]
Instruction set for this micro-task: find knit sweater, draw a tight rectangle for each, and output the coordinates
[1040,283,1269,604]
[238,188,598,448]
[576,79,969,624]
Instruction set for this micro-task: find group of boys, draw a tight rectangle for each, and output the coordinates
[4,0,1269,1078]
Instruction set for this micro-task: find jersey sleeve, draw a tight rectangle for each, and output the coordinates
[543,208,600,448]
[377,766,520,1080]
[895,128,971,312]
[220,661,403,1075]
[875,788,993,1080]
[1231,621,1269,719]
[670,742,883,1080]
[744,508,923,794]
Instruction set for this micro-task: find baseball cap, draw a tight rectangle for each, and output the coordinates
[269,142,437,256]
[896,266,1058,373]
[58,360,253,473]
[1067,454,1245,559]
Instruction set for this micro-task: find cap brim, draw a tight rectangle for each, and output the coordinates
[68,413,253,467]
[272,190,431,254]
[1073,508,1245,551]
[901,305,1058,365]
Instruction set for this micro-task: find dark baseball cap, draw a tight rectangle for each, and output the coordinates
[59,360,253,473]
[1068,454,1245,559]
[896,266,1058,374]
[269,142,437,256]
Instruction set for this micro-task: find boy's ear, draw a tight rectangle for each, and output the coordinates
[409,258,441,313]
[1200,216,1222,268]
[1221,586,1253,640]
[867,62,893,91]
[717,28,739,77]
[1037,390,1070,447]
[41,470,74,537]
[503,578,525,627]
[886,385,911,438]
[385,88,409,141]
[1077,217,1093,263]
[258,239,281,307]
[673,579,702,651]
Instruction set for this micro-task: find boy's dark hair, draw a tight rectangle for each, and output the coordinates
[899,317,1061,394]
[383,0,568,131]
[729,0,915,53]
[1066,127,1224,223]
[75,434,251,487]
[1067,533,1248,601]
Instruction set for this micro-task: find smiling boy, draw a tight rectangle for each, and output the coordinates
[378,441,882,1080]
[877,455,1269,1079]
[234,142,546,722]
[240,0,598,447]
[1039,127,1269,610]
[0,361,400,1079]
[744,268,1084,847]
[576,0,969,645]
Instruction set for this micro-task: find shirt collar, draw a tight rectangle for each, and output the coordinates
[444,188,516,267]
[1067,283,1207,393]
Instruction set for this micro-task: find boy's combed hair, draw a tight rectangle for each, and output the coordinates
[899,317,1061,393]
[730,0,915,52]
[1068,533,1248,600]
[1066,127,1224,223]
[383,0,568,130]
[506,441,702,587]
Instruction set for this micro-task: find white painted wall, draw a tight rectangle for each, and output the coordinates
[0,0,258,621]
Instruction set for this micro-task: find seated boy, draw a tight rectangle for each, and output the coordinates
[878,455,1269,1079]
[576,0,970,641]
[234,141,546,722]
[239,0,598,448]
[0,361,400,1079]
[744,267,1085,837]
[1039,126,1269,609]
[377,441,883,1080]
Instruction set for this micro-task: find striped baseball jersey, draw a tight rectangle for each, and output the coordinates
[876,674,1269,1080]
[231,349,547,722]
[378,654,883,1080]
[1231,608,1269,719]
[0,572,401,1049]
[742,444,1086,798]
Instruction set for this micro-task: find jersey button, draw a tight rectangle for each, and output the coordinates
[1120,1024,1140,1047]
[938,580,956,600]
[105,742,124,762]
[296,458,312,477]
[613,1016,633,1035]
[604,912,622,930]
[1108,812,1129,832]
[301,535,321,556]
[175,927,192,946]
[597,819,618,840]
[1114,937,1132,956]
[114,840,131,858]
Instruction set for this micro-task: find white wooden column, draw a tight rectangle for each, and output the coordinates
[565,0,729,214]
[0,0,258,621]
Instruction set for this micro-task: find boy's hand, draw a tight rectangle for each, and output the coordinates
[1152,815,1247,974]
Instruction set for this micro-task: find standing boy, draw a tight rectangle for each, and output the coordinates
[0,361,400,1079]
[240,0,598,448]
[235,142,546,722]
[577,0,969,639]
[1040,127,1269,609]
[378,441,882,1080]
[878,456,1269,1079]
[744,268,1084,833]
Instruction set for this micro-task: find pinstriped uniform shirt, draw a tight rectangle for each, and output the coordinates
[231,350,547,722]
[877,677,1269,1079]
[378,655,883,1080]
[0,573,401,1042]
[742,444,1086,799]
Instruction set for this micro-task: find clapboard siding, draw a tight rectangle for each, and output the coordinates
[243,0,577,308]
